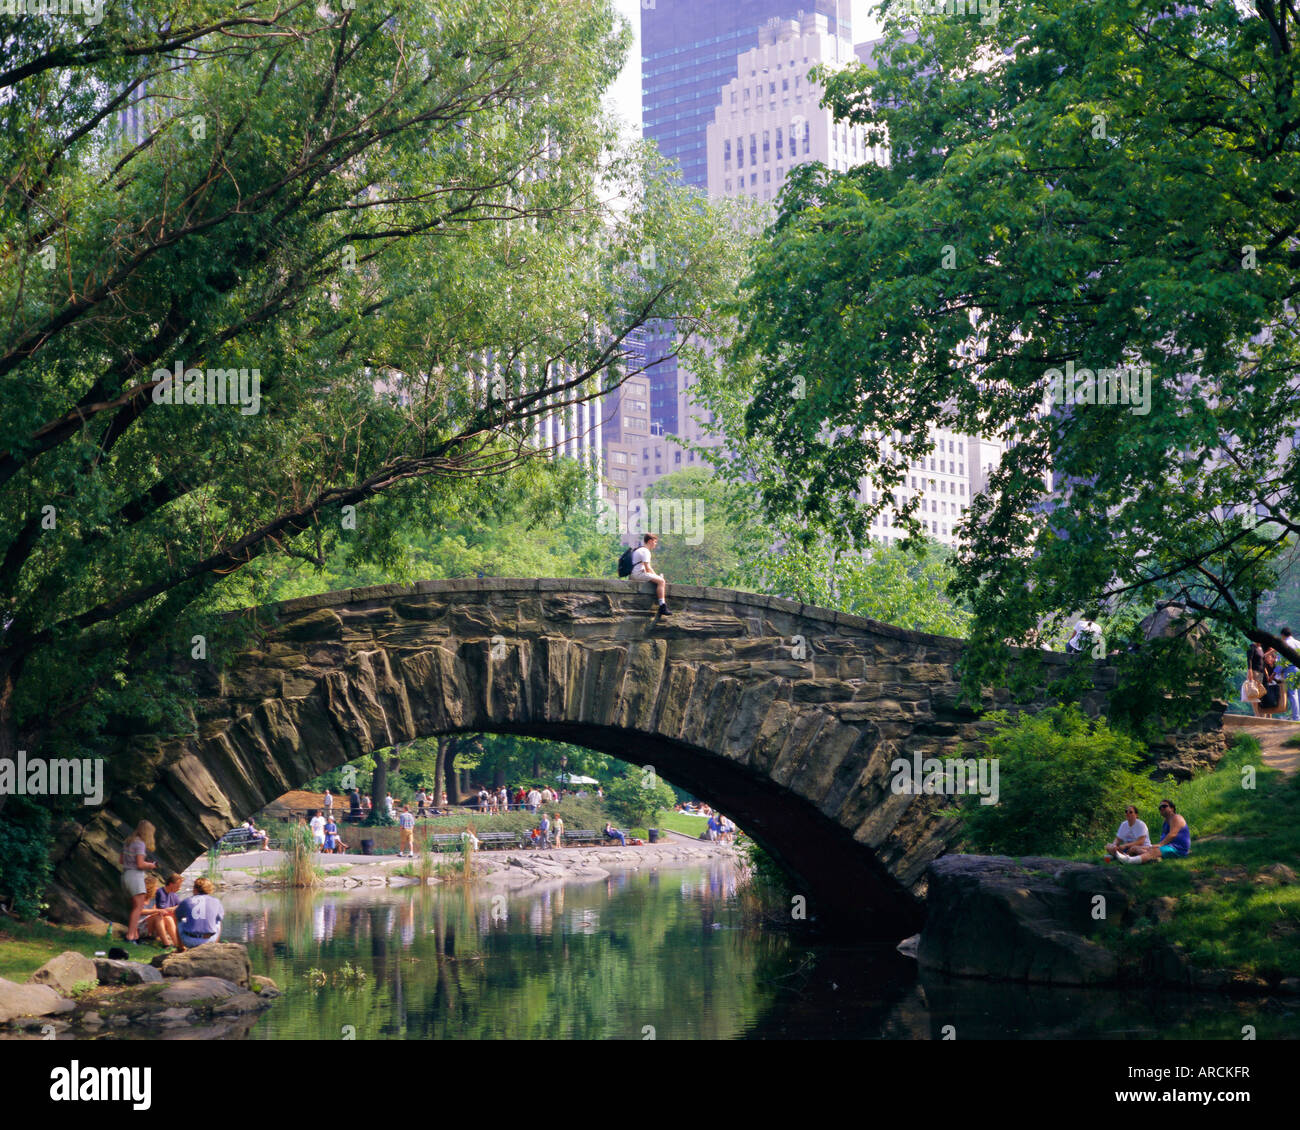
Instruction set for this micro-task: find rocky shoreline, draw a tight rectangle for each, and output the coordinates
[205,833,740,894]
[0,943,278,1040]
[910,854,1300,996]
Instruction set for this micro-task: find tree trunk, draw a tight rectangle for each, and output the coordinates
[531,748,541,779]
[435,737,449,804]
[441,738,462,805]
[371,754,388,816]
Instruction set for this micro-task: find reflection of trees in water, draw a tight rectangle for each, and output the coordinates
[232,865,791,1040]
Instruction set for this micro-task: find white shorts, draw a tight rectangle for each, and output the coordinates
[121,869,147,897]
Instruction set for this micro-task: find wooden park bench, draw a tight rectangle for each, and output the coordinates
[478,831,521,850]
[216,827,277,853]
[428,833,464,853]
[561,829,600,847]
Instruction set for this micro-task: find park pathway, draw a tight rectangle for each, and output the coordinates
[1221,714,1300,776]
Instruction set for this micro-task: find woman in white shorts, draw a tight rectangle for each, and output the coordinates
[120,820,158,943]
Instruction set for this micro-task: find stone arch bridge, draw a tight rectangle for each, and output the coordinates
[46,580,1221,935]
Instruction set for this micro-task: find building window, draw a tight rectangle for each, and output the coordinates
[724,139,731,163]
[725,179,732,192]
[763,129,770,159]
[750,173,757,186]
[675,451,682,463]
[776,131,784,160]
[802,121,811,154]
[764,169,771,183]
[750,134,757,164]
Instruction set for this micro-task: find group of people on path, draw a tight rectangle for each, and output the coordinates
[120,820,225,949]
[1244,628,1300,720]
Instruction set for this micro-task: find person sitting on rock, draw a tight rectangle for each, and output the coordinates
[1103,805,1150,861]
[603,822,627,847]
[140,873,183,949]
[175,876,224,952]
[1115,800,1190,864]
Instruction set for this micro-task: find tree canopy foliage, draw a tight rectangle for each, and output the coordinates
[692,0,1300,700]
[0,0,742,773]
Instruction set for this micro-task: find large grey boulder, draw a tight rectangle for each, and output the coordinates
[917,855,1134,985]
[157,942,250,987]
[158,977,242,1005]
[95,958,163,986]
[0,978,77,1023]
[27,951,98,996]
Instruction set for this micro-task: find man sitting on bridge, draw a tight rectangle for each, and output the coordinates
[629,532,671,617]
[1115,800,1190,864]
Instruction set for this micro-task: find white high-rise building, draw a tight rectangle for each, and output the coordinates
[706,12,882,203]
[626,16,1004,551]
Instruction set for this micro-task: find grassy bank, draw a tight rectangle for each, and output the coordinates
[0,919,115,982]
[1082,736,1300,979]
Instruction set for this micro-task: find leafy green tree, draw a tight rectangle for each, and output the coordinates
[603,765,677,830]
[642,468,750,586]
[694,0,1300,709]
[0,0,744,795]
[739,535,973,638]
[959,707,1157,857]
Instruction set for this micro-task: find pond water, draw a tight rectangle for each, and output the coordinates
[214,863,1292,1040]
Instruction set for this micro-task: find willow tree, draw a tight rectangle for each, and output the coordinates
[0,2,741,797]
[697,0,1300,705]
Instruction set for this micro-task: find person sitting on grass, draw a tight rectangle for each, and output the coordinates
[1103,805,1150,861]
[175,876,224,951]
[140,873,183,949]
[1115,800,1190,864]
[603,821,627,847]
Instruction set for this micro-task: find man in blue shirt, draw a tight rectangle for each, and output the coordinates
[175,877,224,950]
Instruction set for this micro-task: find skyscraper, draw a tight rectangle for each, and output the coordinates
[636,1,850,444]
[641,0,850,191]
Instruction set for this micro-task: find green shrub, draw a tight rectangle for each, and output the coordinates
[959,706,1158,857]
[603,765,677,830]
[0,797,53,919]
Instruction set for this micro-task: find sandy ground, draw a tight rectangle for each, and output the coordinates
[1222,714,1299,775]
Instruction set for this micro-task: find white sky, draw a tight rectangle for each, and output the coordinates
[604,0,886,138]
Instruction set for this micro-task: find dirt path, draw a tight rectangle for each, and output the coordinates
[1222,714,1300,776]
